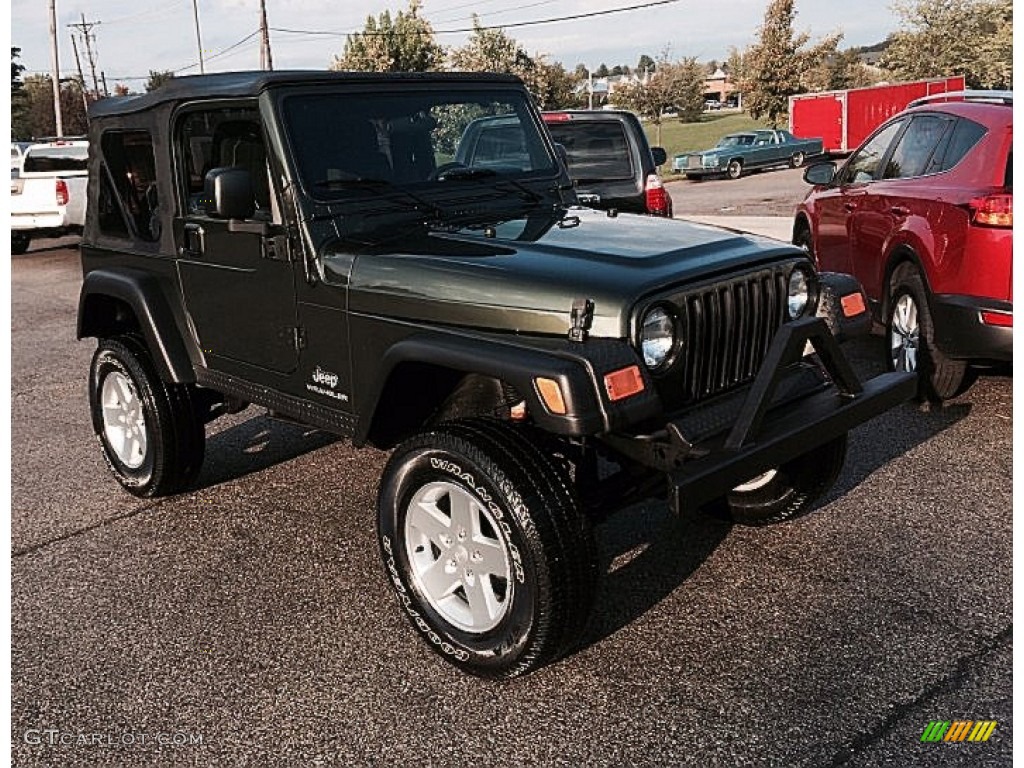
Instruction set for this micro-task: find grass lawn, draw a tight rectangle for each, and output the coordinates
[642,111,773,161]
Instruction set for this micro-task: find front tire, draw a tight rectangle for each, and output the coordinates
[703,436,847,525]
[377,418,597,679]
[887,266,967,401]
[89,336,206,497]
[790,151,806,168]
[726,159,743,180]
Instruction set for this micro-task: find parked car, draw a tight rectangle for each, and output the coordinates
[793,91,1012,400]
[541,109,672,216]
[77,71,910,679]
[673,129,824,180]
[10,139,89,254]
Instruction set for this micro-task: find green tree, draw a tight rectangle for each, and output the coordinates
[637,54,656,75]
[804,49,880,91]
[17,74,88,138]
[615,53,706,145]
[145,70,175,92]
[737,0,841,126]
[448,20,569,108]
[12,47,28,139]
[881,0,1011,89]
[594,63,609,78]
[331,0,442,72]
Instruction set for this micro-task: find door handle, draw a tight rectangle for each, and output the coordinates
[890,205,910,217]
[179,222,205,258]
[843,203,857,212]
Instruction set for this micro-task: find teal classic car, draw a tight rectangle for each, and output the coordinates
[673,129,824,180]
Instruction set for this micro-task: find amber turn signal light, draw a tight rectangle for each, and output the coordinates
[534,377,567,414]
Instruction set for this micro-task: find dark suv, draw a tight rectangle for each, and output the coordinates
[542,109,672,216]
[78,71,912,679]
[794,91,1012,400]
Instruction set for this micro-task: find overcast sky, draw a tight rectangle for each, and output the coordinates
[11,0,900,89]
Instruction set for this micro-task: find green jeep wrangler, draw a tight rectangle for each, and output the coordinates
[78,72,914,678]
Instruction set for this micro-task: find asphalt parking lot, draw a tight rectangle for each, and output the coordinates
[11,235,1011,766]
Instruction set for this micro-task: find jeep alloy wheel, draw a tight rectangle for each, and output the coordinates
[404,480,513,633]
[100,370,148,469]
[377,418,597,678]
[89,336,206,497]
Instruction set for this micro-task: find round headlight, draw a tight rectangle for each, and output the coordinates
[640,307,675,369]
[787,268,811,319]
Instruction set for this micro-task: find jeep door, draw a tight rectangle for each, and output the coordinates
[172,104,299,375]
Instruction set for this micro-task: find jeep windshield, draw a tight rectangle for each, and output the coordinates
[280,90,559,212]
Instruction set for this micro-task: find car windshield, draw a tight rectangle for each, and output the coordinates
[280,89,558,202]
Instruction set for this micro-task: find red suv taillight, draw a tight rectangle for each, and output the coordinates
[969,193,1012,227]
[55,179,69,207]
[645,173,671,217]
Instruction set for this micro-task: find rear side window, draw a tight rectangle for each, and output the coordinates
[546,121,633,181]
[937,117,987,173]
[23,145,88,173]
[99,131,161,242]
[884,115,954,179]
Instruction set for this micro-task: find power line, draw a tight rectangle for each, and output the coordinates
[271,0,681,38]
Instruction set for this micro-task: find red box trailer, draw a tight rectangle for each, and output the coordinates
[789,77,966,153]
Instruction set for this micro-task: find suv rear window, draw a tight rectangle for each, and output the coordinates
[23,145,88,173]
[546,121,633,182]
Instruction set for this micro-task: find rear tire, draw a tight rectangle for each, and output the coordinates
[790,151,806,168]
[89,336,206,497]
[377,418,597,678]
[703,436,847,525]
[12,232,30,255]
[887,266,967,401]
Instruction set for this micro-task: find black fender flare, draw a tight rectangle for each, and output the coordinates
[357,333,660,443]
[77,268,195,383]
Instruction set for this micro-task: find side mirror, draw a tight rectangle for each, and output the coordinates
[204,167,255,220]
[651,147,667,166]
[803,162,837,186]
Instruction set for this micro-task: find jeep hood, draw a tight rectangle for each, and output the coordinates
[333,207,800,338]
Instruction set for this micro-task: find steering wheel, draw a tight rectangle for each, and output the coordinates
[429,162,467,181]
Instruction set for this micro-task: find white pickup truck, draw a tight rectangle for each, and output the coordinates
[11,140,89,254]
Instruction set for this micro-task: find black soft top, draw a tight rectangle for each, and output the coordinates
[89,70,523,118]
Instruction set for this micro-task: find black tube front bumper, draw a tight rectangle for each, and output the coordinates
[602,316,916,515]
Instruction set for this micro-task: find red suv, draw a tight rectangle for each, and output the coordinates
[793,92,1012,400]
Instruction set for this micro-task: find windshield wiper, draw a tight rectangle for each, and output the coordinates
[315,175,446,217]
[435,166,548,208]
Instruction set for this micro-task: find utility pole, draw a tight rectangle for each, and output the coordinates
[70,32,89,116]
[191,0,205,74]
[68,13,101,99]
[48,0,63,137]
[259,0,273,71]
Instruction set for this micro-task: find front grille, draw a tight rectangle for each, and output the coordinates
[669,267,790,405]
[687,156,703,170]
